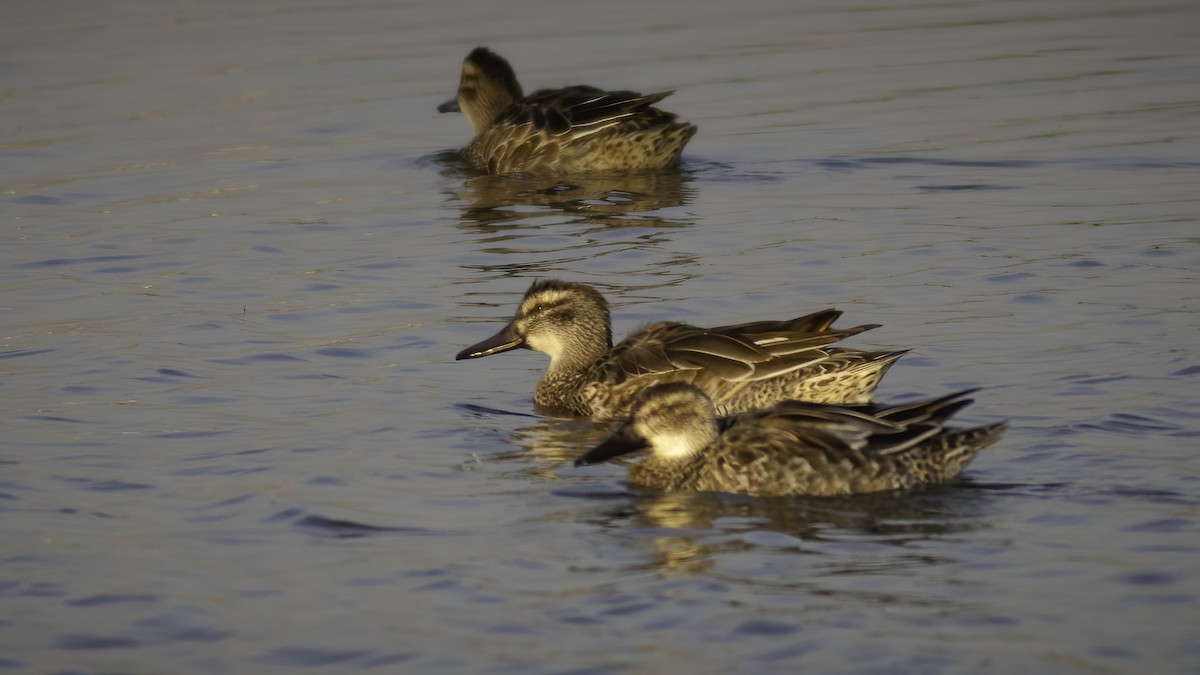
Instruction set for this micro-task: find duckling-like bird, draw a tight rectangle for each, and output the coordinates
[455,279,907,419]
[575,383,1007,497]
[438,47,697,174]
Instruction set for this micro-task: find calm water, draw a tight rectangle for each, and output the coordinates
[4,0,1200,672]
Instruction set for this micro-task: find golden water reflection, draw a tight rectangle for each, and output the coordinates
[443,167,699,232]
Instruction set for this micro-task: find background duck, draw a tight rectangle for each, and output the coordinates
[438,47,697,174]
[575,383,1008,497]
[455,279,907,419]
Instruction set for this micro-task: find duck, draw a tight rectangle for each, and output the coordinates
[574,382,1007,497]
[455,279,907,419]
[437,47,697,174]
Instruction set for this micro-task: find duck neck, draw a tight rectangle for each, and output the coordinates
[468,90,514,135]
[534,334,608,410]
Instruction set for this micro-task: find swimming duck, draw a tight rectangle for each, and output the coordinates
[455,279,906,419]
[438,47,697,174]
[574,383,1007,497]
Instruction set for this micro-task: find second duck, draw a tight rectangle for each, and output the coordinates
[455,279,907,419]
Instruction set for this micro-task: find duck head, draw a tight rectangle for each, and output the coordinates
[575,383,720,466]
[438,47,524,135]
[456,279,613,365]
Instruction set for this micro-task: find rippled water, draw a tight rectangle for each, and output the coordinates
[4,0,1199,672]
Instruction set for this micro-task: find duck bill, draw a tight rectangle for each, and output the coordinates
[437,97,461,113]
[574,424,648,467]
[455,323,524,360]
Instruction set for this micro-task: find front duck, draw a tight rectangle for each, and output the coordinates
[575,383,1008,497]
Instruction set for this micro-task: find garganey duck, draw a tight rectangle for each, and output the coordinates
[456,279,906,419]
[438,47,697,174]
[575,383,1007,496]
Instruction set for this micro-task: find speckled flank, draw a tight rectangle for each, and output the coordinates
[455,279,907,420]
[440,47,697,175]
[578,383,1007,497]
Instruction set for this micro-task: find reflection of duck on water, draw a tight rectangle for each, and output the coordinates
[457,279,906,419]
[438,47,697,175]
[445,168,697,232]
[581,488,992,577]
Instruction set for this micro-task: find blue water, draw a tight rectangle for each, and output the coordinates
[3,0,1199,672]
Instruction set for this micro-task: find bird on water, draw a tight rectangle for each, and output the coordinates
[455,279,906,419]
[438,47,697,174]
[574,382,1007,497]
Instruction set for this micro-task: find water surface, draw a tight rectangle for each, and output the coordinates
[3,0,1199,672]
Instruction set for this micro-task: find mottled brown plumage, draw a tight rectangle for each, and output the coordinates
[438,47,697,174]
[455,279,906,419]
[575,383,1007,497]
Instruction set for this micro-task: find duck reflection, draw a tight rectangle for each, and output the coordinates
[622,489,985,539]
[598,488,989,576]
[442,166,698,232]
[506,415,615,466]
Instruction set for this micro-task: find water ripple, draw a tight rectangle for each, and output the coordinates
[66,593,157,607]
[17,254,145,268]
[135,368,204,382]
[262,647,370,667]
[62,478,154,492]
[1073,412,1182,435]
[312,347,374,359]
[292,514,459,539]
[12,194,68,205]
[916,183,1016,192]
[0,348,56,360]
[211,353,307,365]
[153,430,230,440]
[57,634,138,650]
[24,415,88,424]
